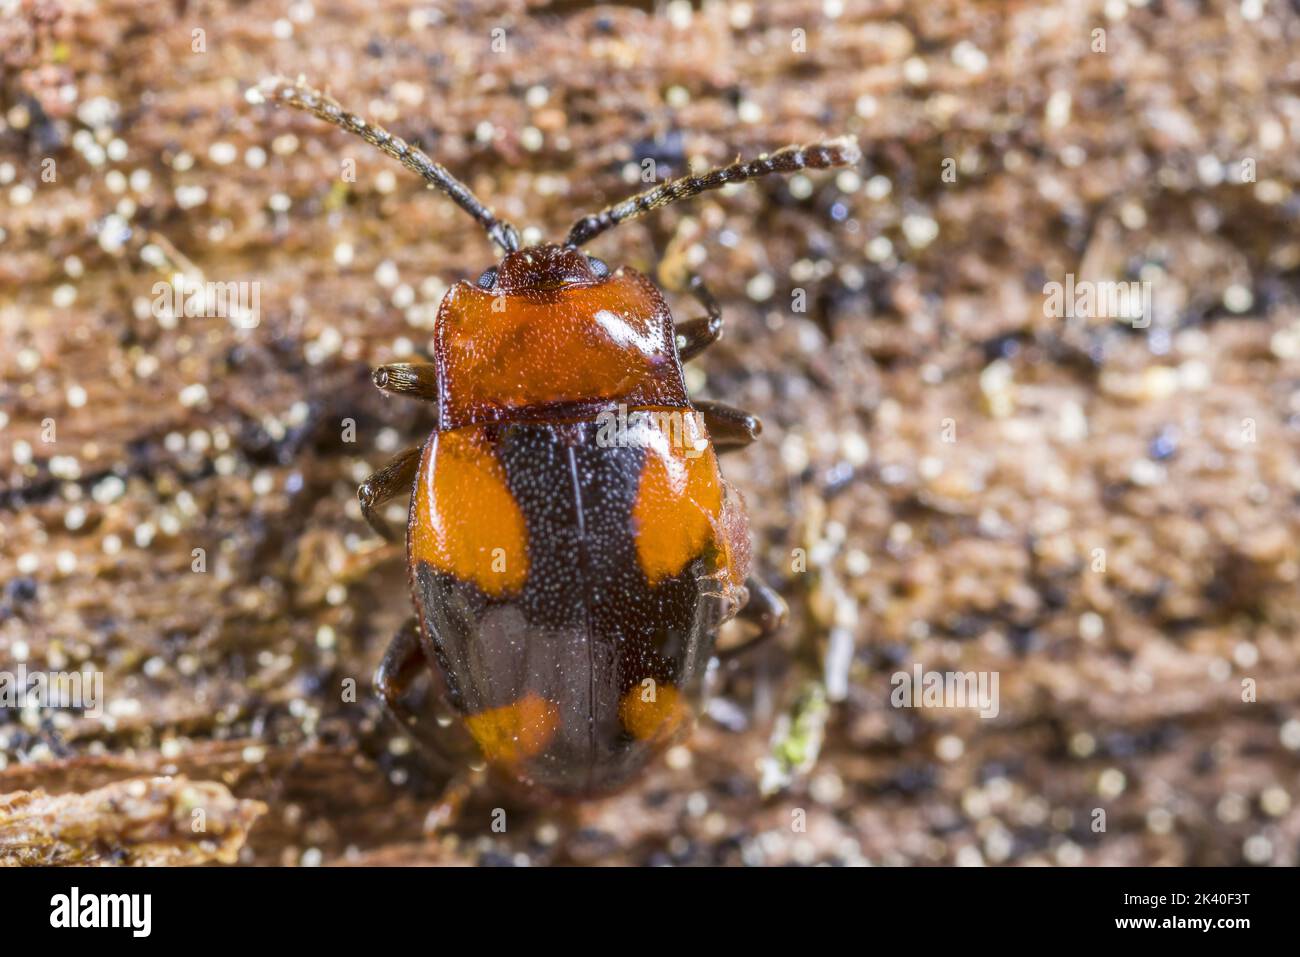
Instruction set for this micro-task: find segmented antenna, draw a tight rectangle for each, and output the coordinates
[566,135,862,247]
[258,76,521,253]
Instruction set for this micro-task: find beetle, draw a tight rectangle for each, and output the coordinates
[264,78,859,799]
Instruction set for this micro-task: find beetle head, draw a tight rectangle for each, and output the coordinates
[477,244,610,294]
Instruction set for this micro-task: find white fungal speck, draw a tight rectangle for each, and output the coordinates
[835,169,862,193]
[50,456,81,480]
[1046,90,1072,128]
[1243,834,1272,864]
[76,96,120,128]
[175,185,208,209]
[65,505,87,530]
[374,260,399,288]
[865,175,892,200]
[788,175,814,200]
[952,41,988,74]
[208,142,238,165]
[1223,284,1253,313]
[92,475,126,504]
[97,213,132,253]
[936,735,964,762]
[902,214,939,249]
[746,273,775,301]
[179,383,209,408]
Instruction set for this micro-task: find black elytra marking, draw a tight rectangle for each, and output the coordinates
[410,422,726,794]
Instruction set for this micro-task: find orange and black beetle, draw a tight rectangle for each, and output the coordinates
[265,79,858,798]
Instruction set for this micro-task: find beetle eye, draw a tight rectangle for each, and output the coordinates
[586,256,609,278]
[476,266,499,290]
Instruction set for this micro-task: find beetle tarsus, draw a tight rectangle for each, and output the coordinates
[358,445,422,540]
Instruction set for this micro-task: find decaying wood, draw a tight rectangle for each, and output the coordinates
[0,775,265,866]
[1,0,1299,866]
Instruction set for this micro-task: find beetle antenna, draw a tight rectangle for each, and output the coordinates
[565,135,861,248]
[256,76,521,254]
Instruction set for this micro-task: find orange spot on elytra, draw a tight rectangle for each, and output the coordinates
[410,429,528,594]
[464,692,560,764]
[631,412,723,585]
[619,682,686,742]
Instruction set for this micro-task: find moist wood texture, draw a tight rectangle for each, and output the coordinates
[1,0,1299,865]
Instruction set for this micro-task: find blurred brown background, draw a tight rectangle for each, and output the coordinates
[1,0,1299,865]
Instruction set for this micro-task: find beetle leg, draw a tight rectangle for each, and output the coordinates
[696,399,762,451]
[421,769,482,834]
[375,617,425,715]
[717,575,788,660]
[358,445,421,541]
[374,618,464,771]
[372,363,440,402]
[676,275,723,362]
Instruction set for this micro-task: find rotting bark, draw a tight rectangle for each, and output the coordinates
[1,0,1299,866]
[0,775,265,866]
